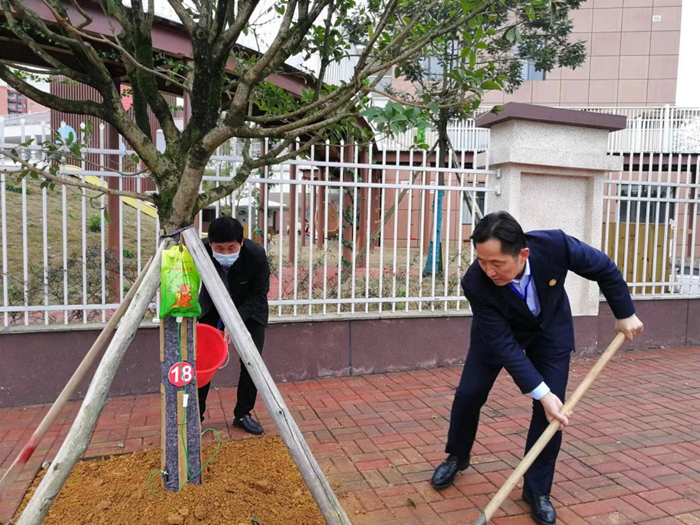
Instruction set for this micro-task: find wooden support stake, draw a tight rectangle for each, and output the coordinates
[17,241,168,525]
[0,256,155,503]
[183,227,351,525]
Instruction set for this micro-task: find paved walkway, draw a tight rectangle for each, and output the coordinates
[2,347,700,524]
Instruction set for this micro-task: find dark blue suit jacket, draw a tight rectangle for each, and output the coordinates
[461,230,635,395]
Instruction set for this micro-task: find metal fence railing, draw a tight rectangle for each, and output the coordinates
[603,152,700,297]
[2,113,700,327]
[0,126,494,326]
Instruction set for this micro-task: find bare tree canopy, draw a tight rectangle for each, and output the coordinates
[0,0,585,230]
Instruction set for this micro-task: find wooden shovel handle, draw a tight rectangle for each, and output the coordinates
[474,332,627,525]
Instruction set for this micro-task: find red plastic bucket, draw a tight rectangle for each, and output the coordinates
[195,324,229,387]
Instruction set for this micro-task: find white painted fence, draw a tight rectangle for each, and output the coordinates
[0,131,494,325]
[2,113,700,327]
[603,152,700,297]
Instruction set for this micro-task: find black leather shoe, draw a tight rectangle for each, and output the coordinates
[429,455,469,490]
[523,489,556,525]
[233,415,264,435]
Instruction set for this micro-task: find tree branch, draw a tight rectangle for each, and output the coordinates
[211,0,230,40]
[196,129,326,210]
[35,0,122,89]
[365,0,500,79]
[235,0,496,148]
[63,26,189,93]
[313,0,336,102]
[365,87,473,110]
[247,82,352,124]
[213,0,261,61]
[251,131,325,169]
[204,83,358,153]
[0,0,95,85]
[68,0,93,30]
[240,0,300,83]
[251,0,332,83]
[0,65,104,116]
[357,0,431,76]
[0,60,69,78]
[353,0,400,74]
[96,0,182,149]
[165,0,197,34]
[12,0,84,48]
[0,151,155,203]
[0,62,161,176]
[225,0,332,121]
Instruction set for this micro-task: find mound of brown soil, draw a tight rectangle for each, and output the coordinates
[16,436,324,525]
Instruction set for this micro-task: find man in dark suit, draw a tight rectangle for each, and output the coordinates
[197,216,270,435]
[430,211,643,525]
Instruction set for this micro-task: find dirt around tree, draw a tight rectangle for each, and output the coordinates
[15,436,325,525]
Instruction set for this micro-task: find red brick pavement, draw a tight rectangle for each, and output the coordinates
[2,347,700,524]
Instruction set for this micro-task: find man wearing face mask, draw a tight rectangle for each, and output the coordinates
[197,216,270,435]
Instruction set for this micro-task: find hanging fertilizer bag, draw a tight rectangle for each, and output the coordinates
[160,243,202,318]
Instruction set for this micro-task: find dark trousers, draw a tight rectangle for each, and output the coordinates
[445,347,570,495]
[197,319,266,420]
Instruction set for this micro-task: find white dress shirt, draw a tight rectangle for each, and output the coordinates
[508,260,550,400]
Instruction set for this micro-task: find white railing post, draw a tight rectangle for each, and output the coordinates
[662,104,672,153]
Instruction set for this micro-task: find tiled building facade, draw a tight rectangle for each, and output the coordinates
[482,0,683,107]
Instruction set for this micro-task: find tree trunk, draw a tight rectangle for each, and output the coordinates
[161,315,202,491]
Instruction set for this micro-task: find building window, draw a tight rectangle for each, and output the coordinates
[521,58,545,81]
[515,44,545,81]
[420,56,445,79]
[619,185,676,223]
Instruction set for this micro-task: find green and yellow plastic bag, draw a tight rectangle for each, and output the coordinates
[160,244,202,318]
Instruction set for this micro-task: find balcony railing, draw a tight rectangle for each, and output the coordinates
[372,105,700,154]
[559,106,700,154]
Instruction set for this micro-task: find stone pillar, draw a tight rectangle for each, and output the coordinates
[476,103,626,317]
